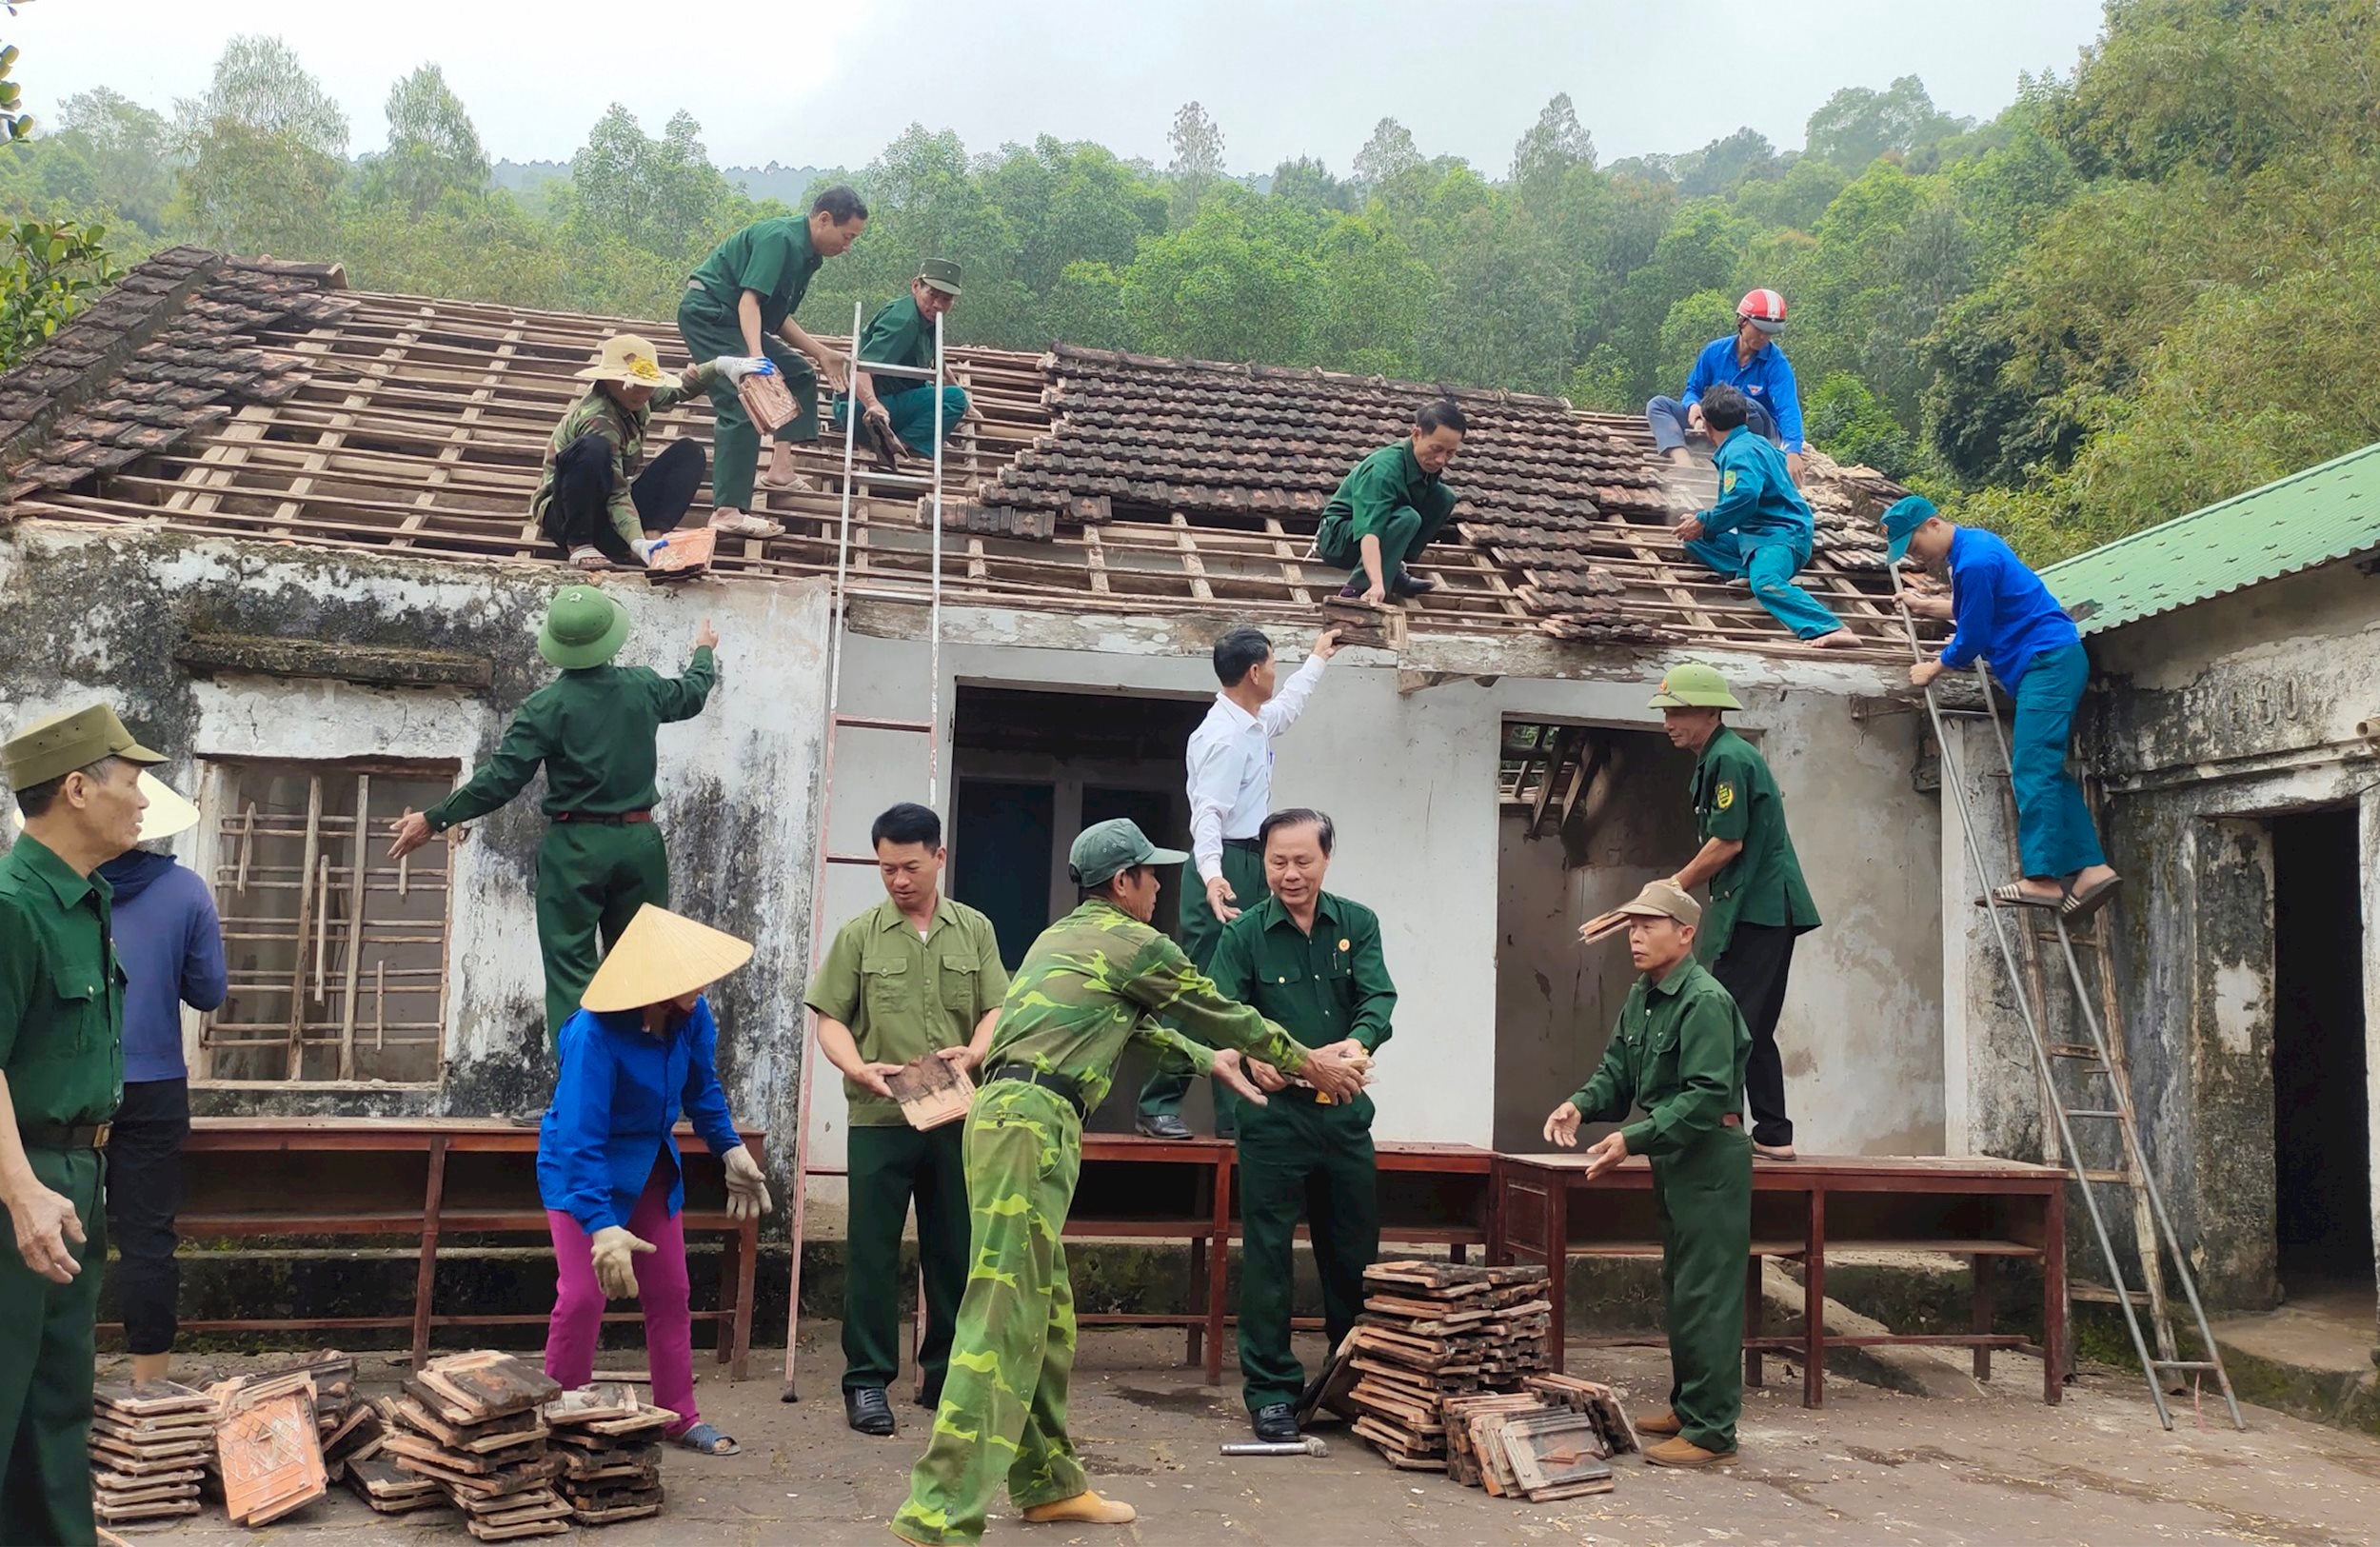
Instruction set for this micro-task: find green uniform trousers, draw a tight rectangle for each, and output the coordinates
[1317,499,1458,588]
[1654,1126,1752,1453]
[1,1145,104,1547]
[1236,1092,1378,1414]
[535,822,670,1041]
[1137,841,1266,1126]
[894,1082,1087,1545]
[843,1121,970,1397]
[675,289,822,511]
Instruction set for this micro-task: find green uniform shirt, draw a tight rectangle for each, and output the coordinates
[859,293,931,387]
[1205,891,1396,1055]
[1691,725,1819,961]
[984,899,1312,1113]
[688,216,822,333]
[1320,440,1456,545]
[804,895,1010,1126]
[425,648,717,829]
[0,834,124,1127]
[1568,959,1750,1158]
[530,366,719,551]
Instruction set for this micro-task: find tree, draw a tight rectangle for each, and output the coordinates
[0,216,123,368]
[1165,100,1225,224]
[564,104,736,262]
[172,35,349,254]
[1352,118,1421,187]
[1269,155,1355,213]
[367,64,488,215]
[1510,93,1596,188]
[55,88,173,232]
[1803,370,1914,478]
[1119,191,1314,364]
[1803,75,1971,169]
[1676,129,1776,198]
[0,43,30,142]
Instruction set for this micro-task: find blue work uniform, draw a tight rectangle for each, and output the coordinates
[1683,426,1843,640]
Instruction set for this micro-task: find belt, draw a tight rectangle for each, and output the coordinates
[20,1121,110,1149]
[552,810,653,825]
[1222,837,1262,854]
[984,1063,1089,1121]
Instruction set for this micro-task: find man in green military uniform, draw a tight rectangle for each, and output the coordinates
[677,186,870,528]
[2,704,166,1545]
[890,820,1368,1547]
[1315,399,1467,604]
[1652,664,1819,1160]
[806,803,1008,1438]
[387,589,719,1040]
[1543,880,1751,1470]
[836,259,971,466]
[1205,809,1393,1443]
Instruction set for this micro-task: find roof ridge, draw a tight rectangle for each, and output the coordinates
[0,248,227,471]
[2042,438,2380,576]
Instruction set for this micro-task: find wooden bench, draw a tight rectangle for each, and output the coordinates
[157,1117,764,1379]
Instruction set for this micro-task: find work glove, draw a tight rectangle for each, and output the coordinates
[722,1145,772,1221]
[713,355,776,381]
[589,1225,654,1299]
[630,536,665,564]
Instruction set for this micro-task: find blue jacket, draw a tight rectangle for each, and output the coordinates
[1684,335,1805,452]
[1701,426,1815,549]
[538,997,743,1233]
[1939,526,2080,683]
[94,851,226,1083]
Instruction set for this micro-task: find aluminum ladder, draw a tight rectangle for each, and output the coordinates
[780,303,952,1399]
[1890,569,2244,1430]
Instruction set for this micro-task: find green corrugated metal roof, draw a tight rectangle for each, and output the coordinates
[2042,441,2380,635]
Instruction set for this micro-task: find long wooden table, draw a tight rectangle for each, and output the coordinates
[1491,1153,2067,1407]
[160,1117,765,1378]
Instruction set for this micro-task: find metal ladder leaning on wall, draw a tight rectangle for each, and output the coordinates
[780,304,952,1400]
[1889,570,2244,1431]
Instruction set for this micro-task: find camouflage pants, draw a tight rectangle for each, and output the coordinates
[892,1081,1086,1545]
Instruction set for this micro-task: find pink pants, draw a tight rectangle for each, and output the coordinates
[545,1160,698,1434]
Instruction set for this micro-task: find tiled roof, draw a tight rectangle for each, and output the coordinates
[0,252,1916,658]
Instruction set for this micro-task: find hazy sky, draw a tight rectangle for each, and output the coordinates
[22,0,2105,171]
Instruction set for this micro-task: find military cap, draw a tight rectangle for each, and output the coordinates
[538,585,631,670]
[1647,663,1743,711]
[918,257,962,296]
[1068,818,1188,890]
[3,703,166,792]
[1612,878,1701,928]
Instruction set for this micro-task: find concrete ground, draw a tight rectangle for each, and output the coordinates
[127,1325,2380,1547]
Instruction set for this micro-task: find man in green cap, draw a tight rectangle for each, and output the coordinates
[1,702,167,1545]
[1315,399,1467,605]
[387,590,720,1040]
[677,185,870,530]
[1542,879,1751,1470]
[889,819,1369,1547]
[805,802,1007,1438]
[1649,663,1818,1161]
[1205,808,1393,1444]
[836,259,972,466]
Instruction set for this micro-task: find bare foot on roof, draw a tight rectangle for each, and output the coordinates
[1805,628,1861,649]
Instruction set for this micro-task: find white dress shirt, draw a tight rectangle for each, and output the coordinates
[1185,653,1329,883]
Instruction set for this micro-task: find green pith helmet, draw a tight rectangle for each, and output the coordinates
[538,585,630,670]
[1646,663,1743,711]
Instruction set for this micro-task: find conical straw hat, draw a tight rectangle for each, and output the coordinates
[581,903,754,1012]
[10,770,199,844]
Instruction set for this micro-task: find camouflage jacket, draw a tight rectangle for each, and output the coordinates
[983,899,1311,1113]
[530,365,718,549]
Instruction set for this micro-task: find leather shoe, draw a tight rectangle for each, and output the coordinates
[1136,1114,1193,1140]
[1635,1408,1682,1437]
[844,1386,896,1437]
[1642,1435,1737,1468]
[1251,1403,1300,1443]
[1389,572,1441,596]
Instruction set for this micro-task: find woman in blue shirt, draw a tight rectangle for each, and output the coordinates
[540,903,772,1456]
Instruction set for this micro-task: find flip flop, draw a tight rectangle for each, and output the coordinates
[673,1421,740,1457]
[2061,874,2123,920]
[1986,882,2063,909]
[567,547,611,572]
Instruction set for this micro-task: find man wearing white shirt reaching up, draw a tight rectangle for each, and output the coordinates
[1135,625,1341,1139]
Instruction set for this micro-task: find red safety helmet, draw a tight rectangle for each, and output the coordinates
[1736,288,1788,334]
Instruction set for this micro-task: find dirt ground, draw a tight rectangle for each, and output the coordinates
[128,1326,2380,1547]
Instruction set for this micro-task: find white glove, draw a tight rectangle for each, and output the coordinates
[713,355,774,381]
[722,1145,772,1221]
[589,1225,654,1299]
[630,536,664,564]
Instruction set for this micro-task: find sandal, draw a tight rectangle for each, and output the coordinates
[567,546,611,572]
[2061,873,2122,919]
[708,509,785,539]
[673,1421,740,1457]
[1987,881,2063,909]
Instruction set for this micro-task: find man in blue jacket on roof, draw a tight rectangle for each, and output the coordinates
[1647,288,1807,487]
[1677,386,1854,649]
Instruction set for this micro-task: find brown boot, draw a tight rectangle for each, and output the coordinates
[1635,1409,1682,1437]
[1021,1491,1138,1525]
[1642,1436,1737,1469]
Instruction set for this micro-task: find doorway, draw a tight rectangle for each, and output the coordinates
[2271,808,2370,1292]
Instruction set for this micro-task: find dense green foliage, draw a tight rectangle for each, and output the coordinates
[2,3,2375,561]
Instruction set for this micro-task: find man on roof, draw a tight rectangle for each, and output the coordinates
[678,185,870,533]
[1675,384,1856,648]
[1647,288,1807,486]
[1315,399,1466,606]
[537,334,781,571]
[834,259,974,467]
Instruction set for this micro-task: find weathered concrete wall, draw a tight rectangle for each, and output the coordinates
[821,602,1945,1179]
[1946,558,2380,1313]
[0,523,829,1202]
